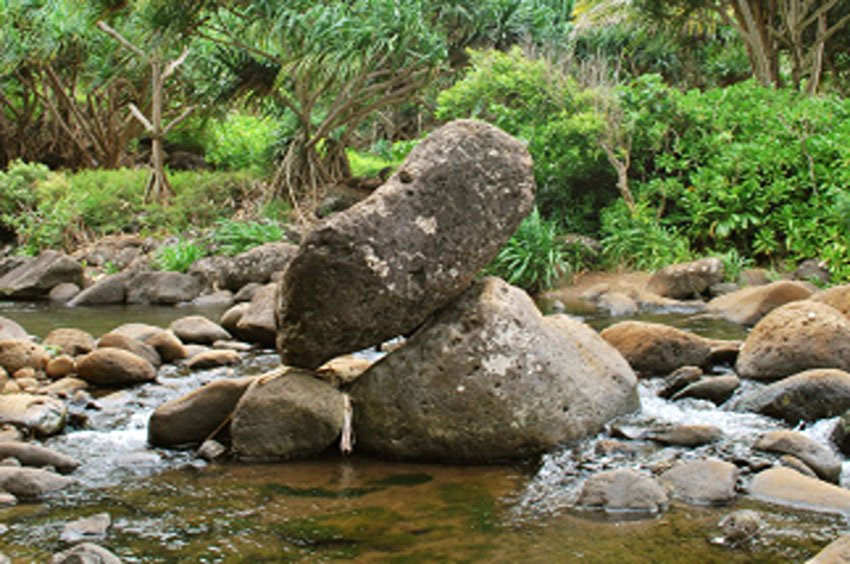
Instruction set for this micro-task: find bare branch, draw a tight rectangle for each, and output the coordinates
[162,106,195,136]
[162,48,190,81]
[128,103,154,133]
[96,21,146,60]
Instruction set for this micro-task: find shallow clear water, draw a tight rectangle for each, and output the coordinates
[0,301,845,561]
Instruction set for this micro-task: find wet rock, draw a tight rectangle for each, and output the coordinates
[0,317,28,341]
[317,355,373,387]
[126,271,202,305]
[576,468,668,514]
[0,467,72,499]
[811,283,850,319]
[222,242,298,291]
[76,348,156,387]
[599,321,712,376]
[0,340,50,373]
[647,257,724,299]
[42,377,88,398]
[277,120,535,369]
[45,356,76,380]
[60,513,111,544]
[659,458,738,505]
[191,290,234,308]
[718,510,762,546]
[234,284,277,347]
[647,425,722,447]
[733,369,850,423]
[0,251,83,299]
[351,278,638,462]
[671,375,740,405]
[831,410,850,456]
[658,366,704,399]
[12,367,36,381]
[168,316,230,345]
[809,535,850,563]
[44,328,97,357]
[754,430,841,483]
[183,345,209,359]
[144,330,187,363]
[0,493,16,507]
[706,339,742,366]
[234,283,263,302]
[748,467,850,515]
[68,272,131,306]
[232,369,346,461]
[148,376,255,448]
[97,333,161,368]
[50,542,121,564]
[220,303,249,335]
[0,394,66,436]
[706,280,813,326]
[48,283,80,303]
[186,349,241,370]
[736,301,850,381]
[0,442,78,473]
[212,340,253,352]
[596,292,638,317]
[779,455,818,478]
[197,439,227,461]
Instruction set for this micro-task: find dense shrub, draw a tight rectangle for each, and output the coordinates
[210,218,284,256]
[202,112,280,174]
[153,238,206,272]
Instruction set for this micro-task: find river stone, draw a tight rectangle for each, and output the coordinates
[68,272,132,306]
[659,458,738,505]
[97,333,161,368]
[50,543,121,564]
[599,321,712,376]
[234,283,263,302]
[60,513,111,544]
[76,348,156,387]
[351,277,638,462]
[706,280,814,326]
[748,467,850,515]
[0,394,65,436]
[235,284,277,347]
[46,355,76,380]
[779,454,819,478]
[44,328,97,357]
[42,377,88,398]
[733,369,850,423]
[186,349,241,370]
[719,510,763,546]
[0,317,28,341]
[144,330,187,363]
[168,316,230,345]
[736,301,850,381]
[126,271,202,305]
[0,442,78,473]
[148,376,256,447]
[0,251,83,299]
[596,291,638,317]
[0,340,49,373]
[754,430,841,483]
[197,439,227,461]
[647,257,724,299]
[671,375,740,405]
[220,303,249,334]
[0,467,71,499]
[576,468,668,514]
[647,425,722,447]
[48,283,80,303]
[222,242,298,291]
[658,366,704,399]
[187,255,232,291]
[110,323,163,342]
[277,120,536,369]
[191,290,234,308]
[809,535,850,563]
[811,284,850,319]
[231,369,346,461]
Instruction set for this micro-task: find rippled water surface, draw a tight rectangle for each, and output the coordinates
[0,301,845,561]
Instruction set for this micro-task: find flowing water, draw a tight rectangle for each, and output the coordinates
[0,302,845,562]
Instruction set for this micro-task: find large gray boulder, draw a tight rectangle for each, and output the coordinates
[277,120,536,369]
[706,280,814,326]
[67,272,132,306]
[126,271,202,305]
[223,243,297,291]
[235,283,277,347]
[736,301,850,381]
[734,369,850,423]
[231,369,346,461]
[646,257,724,299]
[0,251,83,299]
[351,277,638,462]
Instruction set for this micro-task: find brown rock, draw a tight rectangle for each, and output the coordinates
[0,340,49,374]
[0,393,66,436]
[808,535,850,563]
[168,315,230,345]
[45,355,75,380]
[671,375,740,405]
[647,257,724,299]
[76,348,156,387]
[755,430,841,483]
[600,321,712,375]
[144,330,187,363]
[659,458,738,505]
[185,349,241,370]
[733,369,850,423]
[812,284,850,319]
[234,283,276,346]
[576,468,668,514]
[749,467,850,515]
[0,317,28,341]
[98,332,162,367]
[707,280,813,325]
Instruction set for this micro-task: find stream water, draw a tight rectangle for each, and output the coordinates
[0,302,845,562]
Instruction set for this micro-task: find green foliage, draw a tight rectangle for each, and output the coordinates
[210,218,284,256]
[346,149,401,178]
[599,200,691,270]
[487,207,570,293]
[153,238,205,272]
[203,111,279,173]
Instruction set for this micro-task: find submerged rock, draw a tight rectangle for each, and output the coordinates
[706,280,813,326]
[599,321,713,376]
[754,430,841,483]
[231,369,345,461]
[733,369,850,423]
[351,277,638,462]
[60,513,111,544]
[646,257,724,299]
[718,510,763,546]
[576,468,668,514]
[277,120,536,369]
[736,301,850,381]
[659,458,738,505]
[748,467,850,515]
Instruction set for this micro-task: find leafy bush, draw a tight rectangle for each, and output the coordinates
[599,201,691,270]
[210,218,285,256]
[203,111,279,173]
[487,207,570,293]
[153,239,206,272]
[346,149,400,178]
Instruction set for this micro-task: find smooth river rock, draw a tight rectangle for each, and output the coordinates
[811,283,850,319]
[76,348,156,387]
[576,468,668,514]
[0,394,66,436]
[0,340,49,374]
[0,317,28,341]
[98,332,162,368]
[351,277,638,462]
[168,316,231,345]
[748,467,850,515]
[754,430,842,483]
[0,442,78,473]
[733,369,850,423]
[599,321,712,375]
[659,458,738,505]
[706,280,814,325]
[0,466,72,499]
[808,535,850,563]
[276,120,536,369]
[43,328,97,357]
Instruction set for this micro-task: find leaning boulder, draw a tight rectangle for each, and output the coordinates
[68,272,132,306]
[277,120,535,368]
[0,340,50,373]
[733,369,850,423]
[126,271,202,305]
[148,376,255,447]
[76,348,156,387]
[0,394,66,436]
[231,369,345,461]
[736,301,850,381]
[706,280,813,326]
[351,277,638,462]
[599,321,712,376]
[0,251,83,299]
[646,257,724,299]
